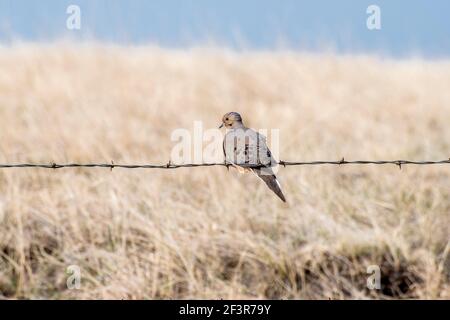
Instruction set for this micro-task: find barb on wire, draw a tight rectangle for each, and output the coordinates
[0,158,449,170]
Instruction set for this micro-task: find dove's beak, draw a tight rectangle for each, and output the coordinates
[218,123,224,129]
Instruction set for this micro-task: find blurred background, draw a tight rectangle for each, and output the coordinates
[0,1,449,300]
[0,0,449,58]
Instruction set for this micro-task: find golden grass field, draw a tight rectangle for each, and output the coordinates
[0,44,449,299]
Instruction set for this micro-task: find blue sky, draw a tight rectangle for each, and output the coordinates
[0,0,449,58]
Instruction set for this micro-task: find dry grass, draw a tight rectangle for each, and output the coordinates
[0,44,449,299]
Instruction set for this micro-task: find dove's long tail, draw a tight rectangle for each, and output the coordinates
[253,169,287,202]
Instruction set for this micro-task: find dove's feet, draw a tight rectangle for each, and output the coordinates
[224,160,231,171]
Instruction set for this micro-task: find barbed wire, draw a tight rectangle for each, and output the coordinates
[0,158,449,170]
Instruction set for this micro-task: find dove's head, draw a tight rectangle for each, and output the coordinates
[219,112,244,129]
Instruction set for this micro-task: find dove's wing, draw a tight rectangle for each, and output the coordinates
[223,127,286,202]
[251,131,275,167]
[223,128,275,168]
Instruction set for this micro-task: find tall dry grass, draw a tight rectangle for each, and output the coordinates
[0,44,449,299]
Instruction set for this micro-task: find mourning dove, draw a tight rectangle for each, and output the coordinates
[219,112,286,202]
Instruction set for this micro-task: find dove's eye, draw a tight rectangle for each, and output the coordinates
[225,117,229,121]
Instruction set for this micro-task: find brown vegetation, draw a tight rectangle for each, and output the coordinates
[0,44,448,299]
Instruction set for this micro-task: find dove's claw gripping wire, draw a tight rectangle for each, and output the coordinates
[224,161,231,171]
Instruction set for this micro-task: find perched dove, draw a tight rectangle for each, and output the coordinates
[219,112,286,202]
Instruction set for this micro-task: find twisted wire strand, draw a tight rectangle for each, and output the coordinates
[0,158,449,170]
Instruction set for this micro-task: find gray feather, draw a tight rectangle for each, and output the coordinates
[253,169,287,203]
